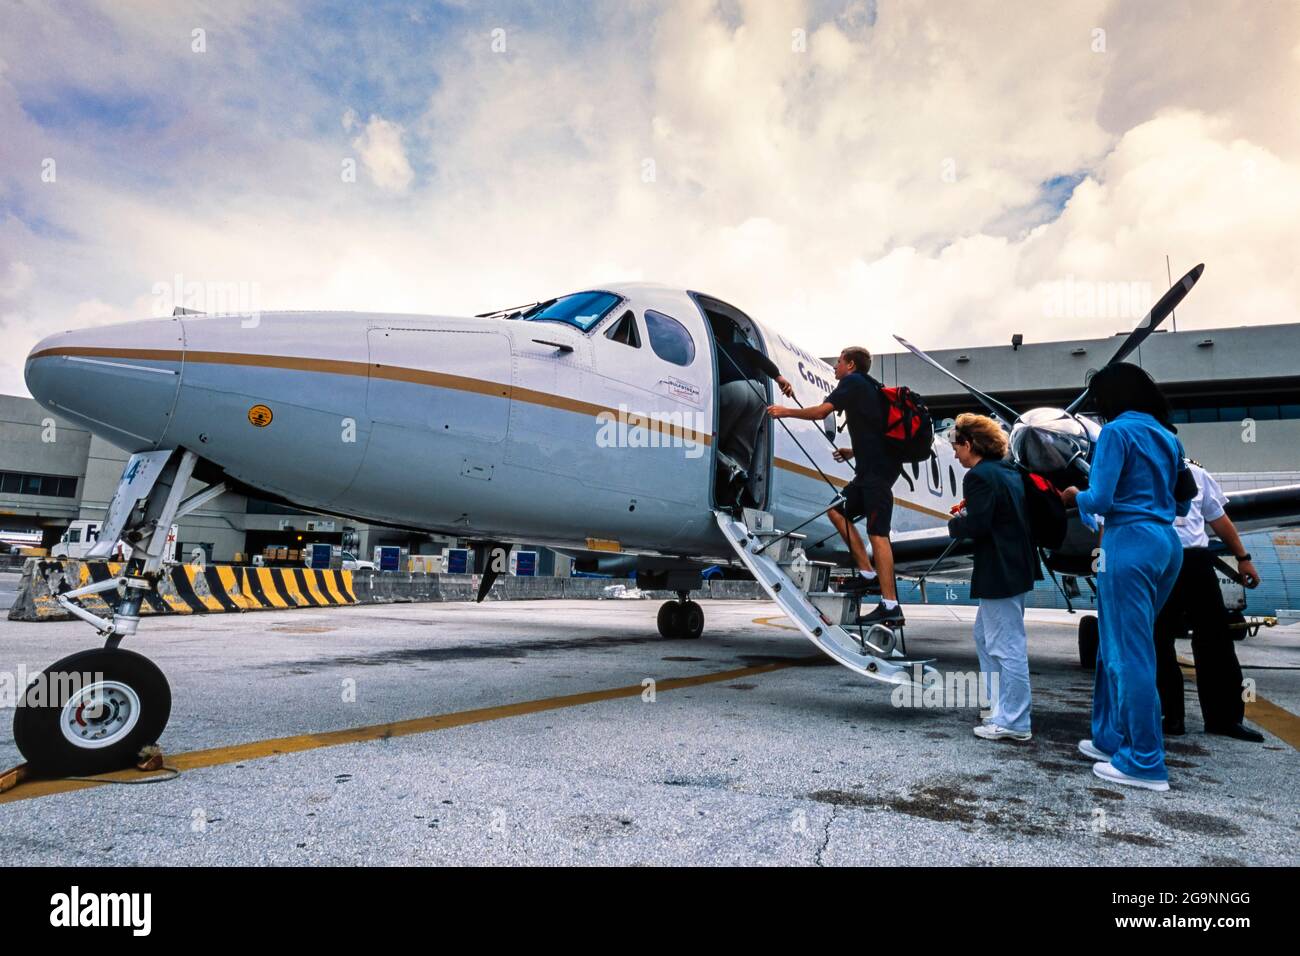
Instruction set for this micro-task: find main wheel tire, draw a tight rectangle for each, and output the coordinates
[679,601,705,639]
[13,648,171,777]
[657,601,683,639]
[1078,614,1099,670]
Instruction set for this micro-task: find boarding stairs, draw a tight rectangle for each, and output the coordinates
[715,508,938,687]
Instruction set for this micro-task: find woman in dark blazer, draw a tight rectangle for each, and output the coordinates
[947,414,1042,741]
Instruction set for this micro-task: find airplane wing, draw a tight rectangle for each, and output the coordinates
[888,483,1300,581]
[1222,483,1300,535]
[889,527,975,578]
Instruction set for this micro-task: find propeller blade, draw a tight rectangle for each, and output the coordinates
[1065,262,1205,413]
[893,335,1020,426]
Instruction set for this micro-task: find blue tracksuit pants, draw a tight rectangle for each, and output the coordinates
[1092,521,1183,781]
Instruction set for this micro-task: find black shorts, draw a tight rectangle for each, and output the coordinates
[835,471,899,537]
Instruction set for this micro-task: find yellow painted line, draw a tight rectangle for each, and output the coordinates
[1177,654,1299,751]
[0,660,812,804]
[1242,697,1300,751]
[215,566,256,610]
[754,615,798,631]
[337,569,357,603]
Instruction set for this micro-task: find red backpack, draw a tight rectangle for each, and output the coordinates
[1021,470,1068,549]
[879,385,935,464]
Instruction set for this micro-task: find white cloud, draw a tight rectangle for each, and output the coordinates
[351,114,415,192]
[1,0,1298,397]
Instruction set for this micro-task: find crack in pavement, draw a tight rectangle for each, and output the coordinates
[815,804,837,866]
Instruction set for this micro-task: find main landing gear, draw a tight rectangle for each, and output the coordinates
[14,448,225,777]
[1078,613,1099,669]
[657,591,705,639]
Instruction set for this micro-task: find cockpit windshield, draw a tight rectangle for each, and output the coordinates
[520,291,621,332]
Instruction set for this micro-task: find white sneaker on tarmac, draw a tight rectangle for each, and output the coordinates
[974,723,1031,741]
[1092,761,1169,792]
[1078,739,1111,761]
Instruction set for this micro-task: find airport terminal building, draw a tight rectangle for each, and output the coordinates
[3,321,1297,613]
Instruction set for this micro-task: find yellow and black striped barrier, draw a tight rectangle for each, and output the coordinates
[7,559,356,622]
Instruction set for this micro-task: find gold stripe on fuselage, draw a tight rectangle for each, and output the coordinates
[32,344,948,519]
[30,345,713,448]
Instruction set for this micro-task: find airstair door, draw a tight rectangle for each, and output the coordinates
[714,509,938,686]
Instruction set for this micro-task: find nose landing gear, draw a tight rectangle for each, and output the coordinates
[657,591,705,639]
[13,448,223,777]
[13,648,172,777]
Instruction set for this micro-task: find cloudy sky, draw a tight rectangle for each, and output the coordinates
[2,0,1298,397]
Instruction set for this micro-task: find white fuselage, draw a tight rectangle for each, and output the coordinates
[25,283,963,564]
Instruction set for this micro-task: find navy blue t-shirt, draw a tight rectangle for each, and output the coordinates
[717,341,781,386]
[826,372,901,483]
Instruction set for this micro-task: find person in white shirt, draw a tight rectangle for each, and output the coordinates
[1153,461,1265,742]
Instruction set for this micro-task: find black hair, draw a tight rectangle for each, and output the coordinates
[1086,362,1175,432]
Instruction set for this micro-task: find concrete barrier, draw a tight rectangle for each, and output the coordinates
[8,559,769,623]
[8,559,357,622]
[348,573,769,604]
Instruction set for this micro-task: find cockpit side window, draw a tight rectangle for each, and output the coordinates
[521,291,621,332]
[604,310,641,348]
[644,310,695,367]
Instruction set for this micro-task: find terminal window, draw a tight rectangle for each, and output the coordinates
[0,472,78,498]
[1170,403,1300,424]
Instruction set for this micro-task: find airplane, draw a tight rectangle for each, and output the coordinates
[15,270,1300,775]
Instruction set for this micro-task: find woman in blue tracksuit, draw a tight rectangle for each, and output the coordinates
[1062,363,1190,792]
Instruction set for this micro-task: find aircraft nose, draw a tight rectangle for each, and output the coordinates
[25,318,186,451]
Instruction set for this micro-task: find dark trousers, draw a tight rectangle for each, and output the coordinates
[1153,547,1246,729]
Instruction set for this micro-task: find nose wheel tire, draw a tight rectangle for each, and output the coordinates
[657,600,704,639]
[13,647,171,777]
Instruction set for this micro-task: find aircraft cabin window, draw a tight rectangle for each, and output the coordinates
[521,291,621,332]
[605,310,641,348]
[644,310,695,366]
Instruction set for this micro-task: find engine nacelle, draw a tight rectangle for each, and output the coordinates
[1008,407,1100,482]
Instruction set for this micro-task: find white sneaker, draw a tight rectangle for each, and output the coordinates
[1092,761,1169,792]
[1078,739,1111,761]
[974,723,1031,741]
